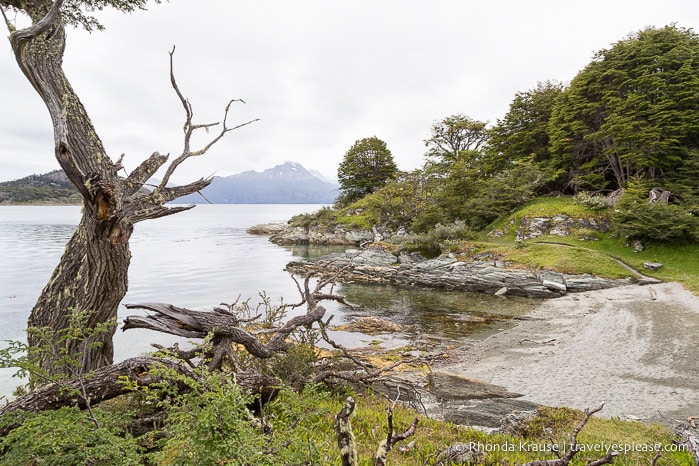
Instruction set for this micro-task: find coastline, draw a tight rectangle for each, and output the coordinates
[437,282,699,422]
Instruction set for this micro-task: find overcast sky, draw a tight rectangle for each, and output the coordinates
[1,0,698,183]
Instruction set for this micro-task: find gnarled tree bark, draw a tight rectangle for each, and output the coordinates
[1,0,256,376]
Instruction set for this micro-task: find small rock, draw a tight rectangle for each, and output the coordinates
[336,316,401,334]
[542,280,567,292]
[633,240,645,252]
[494,286,508,296]
[643,262,663,270]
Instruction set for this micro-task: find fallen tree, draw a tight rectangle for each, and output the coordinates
[0,356,278,435]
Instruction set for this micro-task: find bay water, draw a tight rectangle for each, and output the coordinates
[0,204,535,397]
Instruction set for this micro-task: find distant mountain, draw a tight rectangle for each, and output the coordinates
[0,163,338,205]
[0,170,81,205]
[173,162,339,204]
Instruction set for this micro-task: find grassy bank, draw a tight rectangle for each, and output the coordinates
[471,197,699,295]
[313,392,693,465]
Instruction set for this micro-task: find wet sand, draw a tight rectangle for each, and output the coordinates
[443,282,699,422]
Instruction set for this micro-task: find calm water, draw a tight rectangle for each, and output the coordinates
[0,204,537,396]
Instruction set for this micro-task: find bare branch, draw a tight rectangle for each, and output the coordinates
[123,151,169,196]
[374,401,419,466]
[156,48,259,192]
[128,204,197,224]
[520,403,615,466]
[168,45,191,123]
[1,5,14,32]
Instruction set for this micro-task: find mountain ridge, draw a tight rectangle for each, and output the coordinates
[173,162,338,204]
[0,163,337,205]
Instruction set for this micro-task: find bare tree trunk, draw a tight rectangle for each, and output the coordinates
[4,1,255,376]
[28,218,131,372]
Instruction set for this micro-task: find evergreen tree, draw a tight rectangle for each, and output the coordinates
[488,81,564,173]
[548,25,699,192]
[424,114,489,175]
[336,136,398,206]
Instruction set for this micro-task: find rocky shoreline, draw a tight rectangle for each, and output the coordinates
[333,283,699,429]
[247,220,699,429]
[286,246,637,299]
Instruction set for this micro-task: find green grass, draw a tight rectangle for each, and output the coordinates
[530,235,699,294]
[479,196,699,294]
[268,390,693,465]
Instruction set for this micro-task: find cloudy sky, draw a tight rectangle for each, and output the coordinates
[1,0,698,184]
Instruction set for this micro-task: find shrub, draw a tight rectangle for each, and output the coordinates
[612,178,699,242]
[573,191,612,210]
[0,407,141,465]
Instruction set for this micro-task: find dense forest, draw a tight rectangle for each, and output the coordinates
[332,25,699,244]
[0,170,81,204]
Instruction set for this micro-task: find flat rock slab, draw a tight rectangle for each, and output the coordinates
[441,398,540,428]
[427,370,522,401]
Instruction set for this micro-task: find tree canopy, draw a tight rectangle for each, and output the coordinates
[423,114,488,174]
[1,0,160,31]
[548,24,699,192]
[488,80,564,170]
[336,136,397,206]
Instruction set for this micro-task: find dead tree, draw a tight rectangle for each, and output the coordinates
[122,274,353,370]
[520,403,618,466]
[0,0,257,376]
[373,401,419,466]
[334,395,418,466]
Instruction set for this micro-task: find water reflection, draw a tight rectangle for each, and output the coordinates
[281,243,349,259]
[335,283,540,341]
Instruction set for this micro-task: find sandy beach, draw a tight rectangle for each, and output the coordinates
[442,282,699,422]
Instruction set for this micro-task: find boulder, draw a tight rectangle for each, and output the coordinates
[246,222,288,235]
[515,214,610,241]
[643,262,663,270]
[336,316,401,334]
[427,370,522,401]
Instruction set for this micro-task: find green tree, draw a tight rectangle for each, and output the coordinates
[548,25,699,192]
[1,0,256,375]
[424,114,489,174]
[436,157,546,229]
[488,81,564,172]
[337,136,398,206]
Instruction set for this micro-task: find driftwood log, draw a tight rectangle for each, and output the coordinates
[123,302,327,360]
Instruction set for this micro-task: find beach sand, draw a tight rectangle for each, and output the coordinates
[441,282,699,422]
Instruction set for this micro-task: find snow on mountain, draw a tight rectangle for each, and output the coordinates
[173,162,339,204]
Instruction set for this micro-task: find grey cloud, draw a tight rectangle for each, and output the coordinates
[2,0,698,182]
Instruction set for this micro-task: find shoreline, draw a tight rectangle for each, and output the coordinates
[437,282,699,423]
